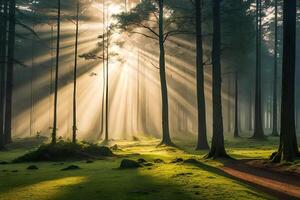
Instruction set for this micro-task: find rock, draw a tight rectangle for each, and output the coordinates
[183,158,199,164]
[171,158,184,163]
[110,144,119,151]
[120,159,142,169]
[0,161,9,165]
[11,170,18,172]
[154,159,164,163]
[137,158,147,163]
[143,163,154,167]
[27,165,38,170]
[98,146,114,156]
[61,165,81,171]
[86,160,94,164]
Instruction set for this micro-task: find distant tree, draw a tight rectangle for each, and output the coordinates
[205,0,229,159]
[195,0,209,150]
[234,72,239,138]
[115,0,190,146]
[252,0,265,139]
[271,0,299,162]
[271,0,279,137]
[52,0,61,144]
[72,0,80,143]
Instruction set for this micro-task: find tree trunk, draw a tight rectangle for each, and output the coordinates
[195,0,209,150]
[4,0,16,144]
[158,0,172,146]
[234,72,239,137]
[0,0,8,149]
[104,3,109,142]
[99,0,106,139]
[272,0,279,137]
[271,0,299,163]
[206,0,228,159]
[253,0,265,139]
[52,0,61,144]
[72,1,79,143]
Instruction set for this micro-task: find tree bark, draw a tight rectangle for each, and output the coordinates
[158,0,172,146]
[195,0,209,150]
[105,4,109,142]
[72,0,79,143]
[234,72,239,137]
[0,0,7,149]
[206,0,229,159]
[52,0,61,144]
[271,0,299,163]
[272,0,279,137]
[4,0,16,144]
[253,0,265,139]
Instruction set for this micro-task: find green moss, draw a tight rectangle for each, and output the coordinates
[0,138,285,200]
[12,141,114,162]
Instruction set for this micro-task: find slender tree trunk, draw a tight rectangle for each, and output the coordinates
[52,0,61,144]
[4,0,16,144]
[272,0,279,137]
[104,4,109,142]
[136,50,140,132]
[158,0,172,146]
[206,0,228,159]
[234,72,239,137]
[99,0,105,139]
[72,1,79,143]
[195,0,209,150]
[0,0,7,149]
[253,0,265,139]
[271,0,299,163]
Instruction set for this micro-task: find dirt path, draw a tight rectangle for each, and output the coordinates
[222,161,300,200]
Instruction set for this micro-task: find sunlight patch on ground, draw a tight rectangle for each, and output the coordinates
[0,177,87,200]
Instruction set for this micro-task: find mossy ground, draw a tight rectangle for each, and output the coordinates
[0,137,297,200]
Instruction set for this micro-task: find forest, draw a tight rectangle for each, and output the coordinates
[0,0,299,199]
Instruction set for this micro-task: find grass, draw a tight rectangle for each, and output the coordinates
[0,137,293,200]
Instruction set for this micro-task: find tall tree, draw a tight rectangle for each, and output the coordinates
[195,0,209,150]
[72,0,80,143]
[0,0,7,149]
[157,0,171,145]
[205,0,229,159]
[271,0,299,162]
[99,0,106,139]
[4,0,16,144]
[52,0,61,144]
[104,3,109,143]
[253,0,265,139]
[272,0,279,137]
[115,0,189,145]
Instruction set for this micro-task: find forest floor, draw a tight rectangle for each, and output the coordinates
[0,137,299,200]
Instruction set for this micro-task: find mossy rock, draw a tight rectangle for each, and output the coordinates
[13,141,114,163]
[61,165,81,171]
[154,159,164,163]
[0,161,9,165]
[120,159,142,169]
[183,158,199,164]
[171,158,184,163]
[27,165,38,170]
[138,158,147,163]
